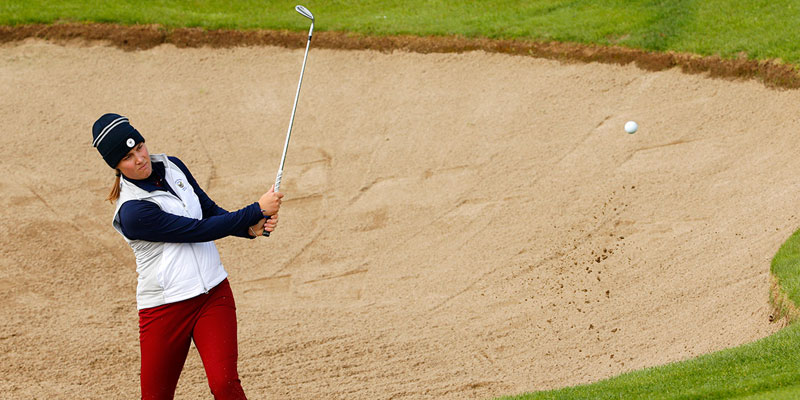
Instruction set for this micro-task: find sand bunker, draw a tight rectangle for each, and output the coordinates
[0,39,794,399]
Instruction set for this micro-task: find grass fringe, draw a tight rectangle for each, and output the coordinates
[770,274,800,326]
[2,23,800,90]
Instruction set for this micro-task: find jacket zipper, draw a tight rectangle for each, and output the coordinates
[164,167,210,294]
[188,242,209,294]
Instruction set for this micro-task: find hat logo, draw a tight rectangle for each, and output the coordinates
[126,138,135,148]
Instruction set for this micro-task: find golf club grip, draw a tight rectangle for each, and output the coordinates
[263,171,283,237]
[274,172,282,194]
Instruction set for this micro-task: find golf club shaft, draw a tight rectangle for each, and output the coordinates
[275,32,312,192]
[265,17,313,237]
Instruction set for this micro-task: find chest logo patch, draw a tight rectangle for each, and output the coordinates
[175,179,187,191]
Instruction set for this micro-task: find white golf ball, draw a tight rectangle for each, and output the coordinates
[624,121,638,134]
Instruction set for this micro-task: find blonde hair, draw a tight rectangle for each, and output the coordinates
[107,170,121,203]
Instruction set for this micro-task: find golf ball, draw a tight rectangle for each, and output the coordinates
[624,121,638,134]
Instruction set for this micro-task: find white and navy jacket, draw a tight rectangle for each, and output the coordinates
[112,154,262,310]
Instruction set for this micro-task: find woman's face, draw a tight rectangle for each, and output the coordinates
[117,142,151,180]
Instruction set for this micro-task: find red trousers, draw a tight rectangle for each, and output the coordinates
[138,279,246,400]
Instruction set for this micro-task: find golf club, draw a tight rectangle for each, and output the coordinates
[265,4,314,237]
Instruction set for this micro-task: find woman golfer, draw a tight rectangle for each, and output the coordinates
[91,113,282,399]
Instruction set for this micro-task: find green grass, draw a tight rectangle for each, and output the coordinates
[500,323,800,399]
[3,1,800,65]
[4,1,800,398]
[772,229,800,313]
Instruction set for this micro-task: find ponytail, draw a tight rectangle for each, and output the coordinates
[106,170,121,203]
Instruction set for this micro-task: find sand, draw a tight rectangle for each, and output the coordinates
[0,38,794,399]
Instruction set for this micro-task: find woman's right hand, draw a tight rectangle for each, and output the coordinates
[264,214,279,233]
[258,185,284,216]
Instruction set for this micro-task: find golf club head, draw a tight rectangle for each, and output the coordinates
[295,5,314,21]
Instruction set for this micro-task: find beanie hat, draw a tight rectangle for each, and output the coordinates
[91,113,145,168]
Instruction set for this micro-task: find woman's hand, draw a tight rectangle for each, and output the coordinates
[258,185,284,216]
[264,214,279,233]
[248,218,267,237]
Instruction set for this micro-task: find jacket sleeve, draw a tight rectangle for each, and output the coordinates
[169,156,256,239]
[118,200,263,243]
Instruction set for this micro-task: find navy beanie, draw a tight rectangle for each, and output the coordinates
[91,113,145,168]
